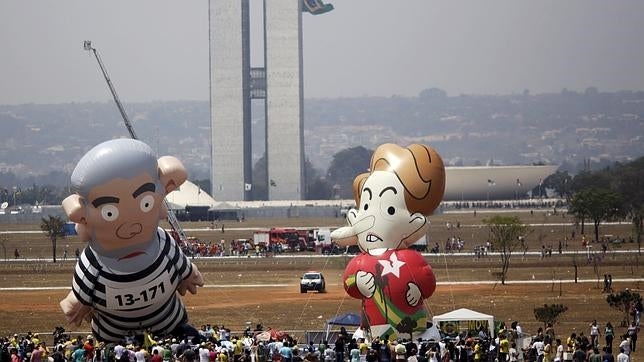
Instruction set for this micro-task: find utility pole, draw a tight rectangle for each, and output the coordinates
[83,41,187,243]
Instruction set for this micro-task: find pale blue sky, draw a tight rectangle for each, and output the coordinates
[1,0,643,105]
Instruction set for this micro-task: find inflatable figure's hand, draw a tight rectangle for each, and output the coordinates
[356,271,376,298]
[60,291,93,326]
[178,263,204,296]
[406,282,422,306]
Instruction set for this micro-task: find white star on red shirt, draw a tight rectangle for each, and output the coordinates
[378,252,405,278]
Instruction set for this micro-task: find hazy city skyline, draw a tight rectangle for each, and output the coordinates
[2,0,644,105]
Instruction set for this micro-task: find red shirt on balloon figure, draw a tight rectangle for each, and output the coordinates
[332,143,445,339]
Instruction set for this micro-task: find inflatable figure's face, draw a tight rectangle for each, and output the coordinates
[347,171,427,255]
[84,171,164,252]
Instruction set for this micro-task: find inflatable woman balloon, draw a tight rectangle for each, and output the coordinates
[331,144,445,339]
[59,138,203,342]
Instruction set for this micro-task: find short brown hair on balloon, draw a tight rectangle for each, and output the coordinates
[352,144,445,215]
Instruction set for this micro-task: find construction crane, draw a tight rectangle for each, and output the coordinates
[83,40,188,244]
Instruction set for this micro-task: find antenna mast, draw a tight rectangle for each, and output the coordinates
[83,40,188,243]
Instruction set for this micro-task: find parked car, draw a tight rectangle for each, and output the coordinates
[300,271,325,293]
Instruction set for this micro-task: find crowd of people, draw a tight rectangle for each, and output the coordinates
[0,316,640,362]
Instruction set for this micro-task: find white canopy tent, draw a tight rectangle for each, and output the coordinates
[432,308,494,338]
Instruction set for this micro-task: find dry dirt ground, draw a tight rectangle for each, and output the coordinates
[0,210,642,359]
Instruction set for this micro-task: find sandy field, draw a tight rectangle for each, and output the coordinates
[0,210,642,359]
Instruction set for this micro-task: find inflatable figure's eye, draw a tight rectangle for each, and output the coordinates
[101,205,119,222]
[387,206,396,215]
[363,203,369,211]
[140,195,155,213]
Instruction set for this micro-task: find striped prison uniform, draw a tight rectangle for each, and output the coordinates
[72,228,193,342]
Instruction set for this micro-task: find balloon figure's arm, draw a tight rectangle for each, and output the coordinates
[418,264,436,299]
[59,290,94,327]
[399,250,437,299]
[344,255,375,299]
[177,262,204,296]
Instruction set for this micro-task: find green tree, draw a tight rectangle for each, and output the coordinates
[304,159,332,200]
[483,215,531,285]
[534,304,568,328]
[40,215,66,263]
[542,170,573,200]
[571,170,611,194]
[326,146,373,199]
[612,157,644,255]
[569,189,622,242]
[606,289,642,326]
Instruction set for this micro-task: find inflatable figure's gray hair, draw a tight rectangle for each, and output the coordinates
[71,139,160,197]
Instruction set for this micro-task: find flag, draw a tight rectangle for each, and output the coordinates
[516,178,522,186]
[487,179,496,186]
[244,183,252,191]
[269,179,277,187]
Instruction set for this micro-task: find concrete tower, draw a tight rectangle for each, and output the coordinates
[264,0,305,201]
[209,0,252,201]
[209,0,332,201]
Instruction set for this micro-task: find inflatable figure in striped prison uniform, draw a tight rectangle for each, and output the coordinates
[59,138,203,342]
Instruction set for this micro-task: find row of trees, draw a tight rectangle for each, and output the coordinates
[0,146,375,207]
[543,156,643,252]
[483,157,642,285]
[533,288,643,329]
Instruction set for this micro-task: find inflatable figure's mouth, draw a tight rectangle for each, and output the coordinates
[366,233,382,243]
[118,251,146,261]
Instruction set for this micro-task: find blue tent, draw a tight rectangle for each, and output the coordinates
[325,313,361,340]
[327,313,361,326]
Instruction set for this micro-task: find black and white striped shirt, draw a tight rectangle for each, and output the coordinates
[72,228,192,342]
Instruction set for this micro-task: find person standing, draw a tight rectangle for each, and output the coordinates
[588,347,601,362]
[135,345,148,362]
[473,341,481,362]
[200,343,211,362]
[498,333,510,362]
[542,337,552,362]
[605,322,615,354]
[323,344,335,362]
[349,344,360,362]
[589,320,600,348]
[618,335,630,357]
[626,322,638,352]
[280,341,293,362]
[334,337,345,362]
[509,343,519,362]
[615,348,628,362]
[553,339,563,362]
[601,347,614,362]
[532,337,545,362]
[151,349,163,362]
[571,344,584,362]
[393,342,407,362]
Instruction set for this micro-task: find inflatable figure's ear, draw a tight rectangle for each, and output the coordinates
[158,156,188,195]
[62,195,91,242]
[399,219,429,248]
[62,195,87,224]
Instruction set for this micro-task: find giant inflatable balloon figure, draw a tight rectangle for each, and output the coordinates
[59,138,204,342]
[331,143,445,339]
